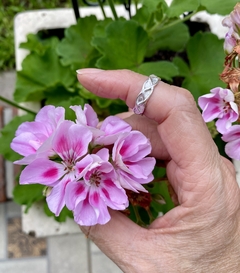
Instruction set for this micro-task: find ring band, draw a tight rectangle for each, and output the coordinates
[133,74,160,115]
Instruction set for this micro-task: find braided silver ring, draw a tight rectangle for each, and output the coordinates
[133,74,160,115]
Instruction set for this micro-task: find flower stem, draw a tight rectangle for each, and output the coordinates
[134,0,138,12]
[97,0,107,19]
[149,11,198,35]
[0,96,37,115]
[146,207,154,223]
[132,205,145,226]
[108,0,118,20]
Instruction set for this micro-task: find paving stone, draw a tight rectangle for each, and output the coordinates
[7,217,47,258]
[48,233,89,273]
[0,203,7,259]
[6,201,21,219]
[0,257,47,273]
[90,242,122,273]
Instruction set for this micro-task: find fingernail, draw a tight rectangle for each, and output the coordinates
[76,68,104,75]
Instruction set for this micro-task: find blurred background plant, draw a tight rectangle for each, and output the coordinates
[0,0,72,71]
[0,0,239,225]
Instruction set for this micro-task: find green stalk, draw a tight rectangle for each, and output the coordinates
[0,96,37,115]
[134,0,138,12]
[97,0,107,19]
[150,11,198,35]
[108,0,118,20]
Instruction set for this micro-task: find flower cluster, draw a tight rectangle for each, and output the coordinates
[11,104,156,226]
[198,3,240,160]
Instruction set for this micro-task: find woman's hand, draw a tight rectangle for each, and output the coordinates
[77,69,240,273]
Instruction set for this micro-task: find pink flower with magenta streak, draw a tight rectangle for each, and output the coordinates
[66,148,128,226]
[19,120,93,216]
[224,27,237,54]
[112,131,156,192]
[11,105,65,157]
[198,87,238,134]
[71,104,132,145]
[222,125,240,160]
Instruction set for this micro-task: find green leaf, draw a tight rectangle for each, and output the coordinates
[132,1,169,30]
[150,181,175,214]
[142,0,167,14]
[20,34,59,55]
[137,61,179,81]
[44,203,73,222]
[167,0,200,18]
[200,0,239,15]
[0,114,35,161]
[56,16,99,70]
[146,23,190,57]
[13,184,45,212]
[44,84,79,105]
[173,56,190,77]
[93,18,113,37]
[180,32,225,100]
[14,46,75,102]
[92,20,149,70]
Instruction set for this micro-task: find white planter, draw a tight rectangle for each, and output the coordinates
[14,6,239,237]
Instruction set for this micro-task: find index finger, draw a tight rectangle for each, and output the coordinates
[76,68,218,168]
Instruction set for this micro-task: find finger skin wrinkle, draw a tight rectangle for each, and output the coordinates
[91,74,124,101]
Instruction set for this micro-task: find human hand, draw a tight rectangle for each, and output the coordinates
[77,69,240,273]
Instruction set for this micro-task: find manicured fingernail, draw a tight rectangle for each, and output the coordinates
[76,68,104,75]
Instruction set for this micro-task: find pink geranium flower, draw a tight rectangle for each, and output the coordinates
[223,27,237,54]
[65,149,128,225]
[11,105,65,157]
[222,125,240,160]
[11,103,156,226]
[198,87,238,134]
[112,131,156,192]
[19,120,93,216]
[229,3,240,34]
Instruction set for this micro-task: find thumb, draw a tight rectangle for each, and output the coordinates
[80,210,146,268]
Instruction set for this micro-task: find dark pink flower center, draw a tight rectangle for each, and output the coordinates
[89,170,101,187]
[63,160,75,173]
[223,100,231,113]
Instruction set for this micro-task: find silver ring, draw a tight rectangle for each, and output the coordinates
[133,74,160,115]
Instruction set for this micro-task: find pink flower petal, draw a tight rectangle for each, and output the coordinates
[74,199,98,226]
[11,132,42,156]
[46,177,70,216]
[96,148,109,162]
[100,179,128,209]
[36,105,65,130]
[127,157,156,179]
[16,122,48,138]
[70,104,99,127]
[222,125,240,142]
[65,181,88,211]
[19,158,65,185]
[96,116,132,145]
[225,139,240,160]
[117,170,148,192]
[51,121,92,161]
